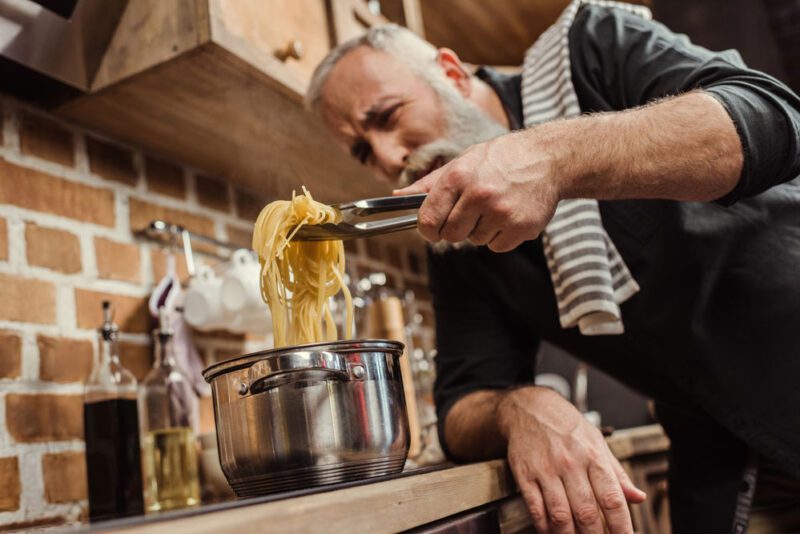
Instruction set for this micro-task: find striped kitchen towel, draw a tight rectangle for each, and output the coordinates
[521,0,647,334]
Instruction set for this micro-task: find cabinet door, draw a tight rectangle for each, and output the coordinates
[211,0,331,86]
[330,0,389,43]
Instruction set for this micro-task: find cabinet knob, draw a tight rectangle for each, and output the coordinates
[275,40,305,61]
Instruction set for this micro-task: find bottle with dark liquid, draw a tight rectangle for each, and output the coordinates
[138,306,200,513]
[83,301,145,522]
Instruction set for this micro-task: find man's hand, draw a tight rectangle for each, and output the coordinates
[498,387,646,533]
[395,130,561,253]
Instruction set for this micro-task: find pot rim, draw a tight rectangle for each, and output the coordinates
[202,338,405,382]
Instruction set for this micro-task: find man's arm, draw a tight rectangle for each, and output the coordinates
[398,8,800,252]
[400,91,742,251]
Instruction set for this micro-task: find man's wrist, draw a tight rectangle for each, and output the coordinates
[527,119,586,202]
[495,385,551,441]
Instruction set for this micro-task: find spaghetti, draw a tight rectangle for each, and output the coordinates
[252,187,353,347]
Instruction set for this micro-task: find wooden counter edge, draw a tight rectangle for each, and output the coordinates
[104,460,516,534]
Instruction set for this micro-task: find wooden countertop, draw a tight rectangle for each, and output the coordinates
[97,460,517,534]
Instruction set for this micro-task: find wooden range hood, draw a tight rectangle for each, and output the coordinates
[56,0,391,205]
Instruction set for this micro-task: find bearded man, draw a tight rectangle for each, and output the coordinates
[305,1,800,532]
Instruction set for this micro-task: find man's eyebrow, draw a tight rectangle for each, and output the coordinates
[358,98,394,129]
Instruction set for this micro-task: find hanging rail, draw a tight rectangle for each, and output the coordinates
[136,220,246,277]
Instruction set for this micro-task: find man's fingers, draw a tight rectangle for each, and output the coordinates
[415,181,459,242]
[466,214,499,245]
[487,230,524,253]
[519,480,550,534]
[540,477,577,534]
[587,462,633,534]
[561,471,604,534]
[440,195,481,243]
[611,456,647,503]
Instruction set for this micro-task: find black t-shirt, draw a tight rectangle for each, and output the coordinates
[431,6,800,528]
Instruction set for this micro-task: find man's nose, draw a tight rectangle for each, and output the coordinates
[369,134,408,181]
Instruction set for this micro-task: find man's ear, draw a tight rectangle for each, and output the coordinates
[436,48,471,97]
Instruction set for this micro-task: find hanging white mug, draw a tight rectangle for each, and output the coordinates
[221,249,263,315]
[184,266,229,331]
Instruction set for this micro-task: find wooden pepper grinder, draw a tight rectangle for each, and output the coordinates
[366,295,422,458]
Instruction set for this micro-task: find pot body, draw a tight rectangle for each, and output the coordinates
[203,340,409,496]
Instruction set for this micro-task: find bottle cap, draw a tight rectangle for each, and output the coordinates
[99,301,119,341]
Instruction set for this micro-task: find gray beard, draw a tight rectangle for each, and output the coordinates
[400,84,510,252]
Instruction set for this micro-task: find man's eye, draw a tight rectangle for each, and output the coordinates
[351,141,371,165]
[376,104,401,128]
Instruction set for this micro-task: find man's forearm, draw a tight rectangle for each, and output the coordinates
[443,389,511,461]
[540,91,744,203]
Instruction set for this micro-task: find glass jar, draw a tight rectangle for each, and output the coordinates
[138,307,200,513]
[83,301,144,522]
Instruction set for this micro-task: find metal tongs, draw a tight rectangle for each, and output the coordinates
[291,194,426,241]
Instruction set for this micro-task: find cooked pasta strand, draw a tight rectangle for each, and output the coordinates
[252,188,353,347]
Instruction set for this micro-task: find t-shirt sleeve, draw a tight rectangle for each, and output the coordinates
[569,5,800,205]
[427,247,538,461]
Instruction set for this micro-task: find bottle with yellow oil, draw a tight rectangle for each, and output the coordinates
[138,306,200,513]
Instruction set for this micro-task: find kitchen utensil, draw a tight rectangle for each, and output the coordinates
[291,194,426,241]
[202,339,409,496]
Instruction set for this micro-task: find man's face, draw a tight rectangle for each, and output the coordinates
[318,46,449,184]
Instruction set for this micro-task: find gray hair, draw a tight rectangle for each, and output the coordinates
[306,24,448,111]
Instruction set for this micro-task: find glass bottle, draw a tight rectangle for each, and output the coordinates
[83,301,145,522]
[138,306,201,513]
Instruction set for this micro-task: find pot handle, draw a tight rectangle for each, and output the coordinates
[246,350,349,394]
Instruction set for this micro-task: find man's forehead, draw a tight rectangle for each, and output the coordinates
[320,46,418,123]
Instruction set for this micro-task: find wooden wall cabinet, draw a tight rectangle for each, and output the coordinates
[57,0,393,207]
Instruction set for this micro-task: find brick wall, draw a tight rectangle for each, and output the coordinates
[0,97,434,529]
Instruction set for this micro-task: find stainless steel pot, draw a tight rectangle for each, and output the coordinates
[202,339,409,496]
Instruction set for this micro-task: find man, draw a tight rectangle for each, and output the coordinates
[306,1,800,532]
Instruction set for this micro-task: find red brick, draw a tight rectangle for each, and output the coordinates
[0,273,56,324]
[150,248,191,284]
[365,239,383,261]
[26,223,82,274]
[19,113,74,167]
[129,198,216,255]
[234,187,267,221]
[42,451,87,503]
[6,394,83,442]
[0,159,115,226]
[38,336,93,383]
[128,197,214,237]
[145,156,185,199]
[226,225,252,250]
[196,175,230,213]
[343,238,361,255]
[95,237,141,283]
[386,245,404,269]
[119,341,153,381]
[0,217,8,261]
[75,289,150,334]
[86,136,137,186]
[0,457,20,511]
[0,331,22,379]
